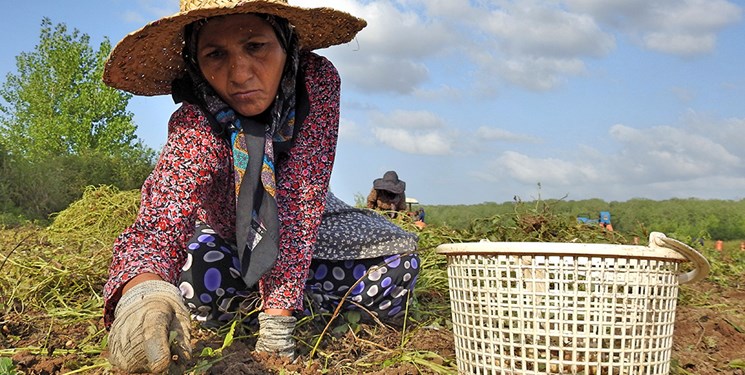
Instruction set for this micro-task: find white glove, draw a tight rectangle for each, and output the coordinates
[255,312,297,359]
[108,280,192,373]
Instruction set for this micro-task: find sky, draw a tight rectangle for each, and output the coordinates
[2,0,744,205]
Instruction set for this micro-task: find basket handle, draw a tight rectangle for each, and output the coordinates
[649,232,710,284]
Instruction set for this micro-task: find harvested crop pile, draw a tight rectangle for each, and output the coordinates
[46,185,140,248]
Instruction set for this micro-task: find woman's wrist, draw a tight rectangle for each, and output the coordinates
[122,273,163,295]
[263,308,293,316]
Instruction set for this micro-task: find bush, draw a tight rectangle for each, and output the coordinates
[0,150,152,223]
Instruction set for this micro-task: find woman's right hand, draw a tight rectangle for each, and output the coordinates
[108,279,192,373]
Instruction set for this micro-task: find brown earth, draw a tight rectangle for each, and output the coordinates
[2,279,744,374]
[670,282,745,375]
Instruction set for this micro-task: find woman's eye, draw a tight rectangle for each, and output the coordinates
[246,42,266,52]
[202,49,223,60]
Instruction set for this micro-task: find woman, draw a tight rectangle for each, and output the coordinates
[367,170,408,212]
[100,0,416,373]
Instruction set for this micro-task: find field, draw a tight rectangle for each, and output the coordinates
[1,186,744,374]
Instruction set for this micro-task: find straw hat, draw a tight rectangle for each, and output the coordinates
[103,0,367,96]
[373,171,406,195]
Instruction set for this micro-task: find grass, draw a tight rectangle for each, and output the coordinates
[1,185,743,374]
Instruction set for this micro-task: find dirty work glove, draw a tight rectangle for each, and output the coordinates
[108,280,192,373]
[255,312,297,359]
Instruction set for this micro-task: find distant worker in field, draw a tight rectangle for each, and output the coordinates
[599,211,614,231]
[414,207,426,229]
[416,208,425,223]
[367,170,407,212]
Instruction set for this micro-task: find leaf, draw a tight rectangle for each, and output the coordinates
[215,320,237,355]
[332,324,349,335]
[345,310,361,325]
[0,357,17,375]
[200,347,216,358]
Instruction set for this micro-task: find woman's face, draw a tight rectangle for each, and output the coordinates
[197,14,287,117]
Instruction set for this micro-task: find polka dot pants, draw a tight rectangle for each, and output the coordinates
[179,223,420,327]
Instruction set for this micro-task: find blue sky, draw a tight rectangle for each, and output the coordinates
[2,0,744,205]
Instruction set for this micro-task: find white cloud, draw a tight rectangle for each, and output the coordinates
[608,123,740,180]
[309,0,456,94]
[337,56,429,95]
[466,113,745,202]
[681,111,745,166]
[461,1,615,91]
[326,0,740,96]
[367,110,453,155]
[670,86,695,103]
[492,151,600,185]
[371,127,452,155]
[412,85,462,101]
[497,56,586,91]
[642,32,715,56]
[476,127,540,143]
[565,0,742,56]
[319,0,617,93]
[338,117,364,143]
[484,3,615,58]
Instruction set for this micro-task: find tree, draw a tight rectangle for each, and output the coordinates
[0,18,144,160]
[0,18,154,222]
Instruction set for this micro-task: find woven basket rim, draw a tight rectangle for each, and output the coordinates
[436,241,688,262]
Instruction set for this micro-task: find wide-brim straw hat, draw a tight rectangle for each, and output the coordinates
[103,0,367,96]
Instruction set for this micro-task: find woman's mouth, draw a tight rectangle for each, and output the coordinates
[231,90,259,101]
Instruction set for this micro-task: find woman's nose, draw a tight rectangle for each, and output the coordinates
[228,55,254,85]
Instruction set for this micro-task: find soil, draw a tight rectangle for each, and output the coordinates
[2,279,744,374]
[670,282,745,375]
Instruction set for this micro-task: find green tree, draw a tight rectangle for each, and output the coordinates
[0,18,154,222]
[0,18,143,159]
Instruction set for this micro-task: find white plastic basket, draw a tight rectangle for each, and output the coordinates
[436,232,709,375]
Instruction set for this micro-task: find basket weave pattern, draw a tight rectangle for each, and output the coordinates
[446,253,681,375]
[182,0,288,12]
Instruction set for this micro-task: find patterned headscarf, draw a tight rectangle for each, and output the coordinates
[173,14,300,287]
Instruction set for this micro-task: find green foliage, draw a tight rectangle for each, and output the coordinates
[0,18,139,159]
[423,197,745,241]
[200,320,237,358]
[0,150,152,223]
[458,198,627,244]
[0,18,154,223]
[0,357,17,375]
[695,245,745,288]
